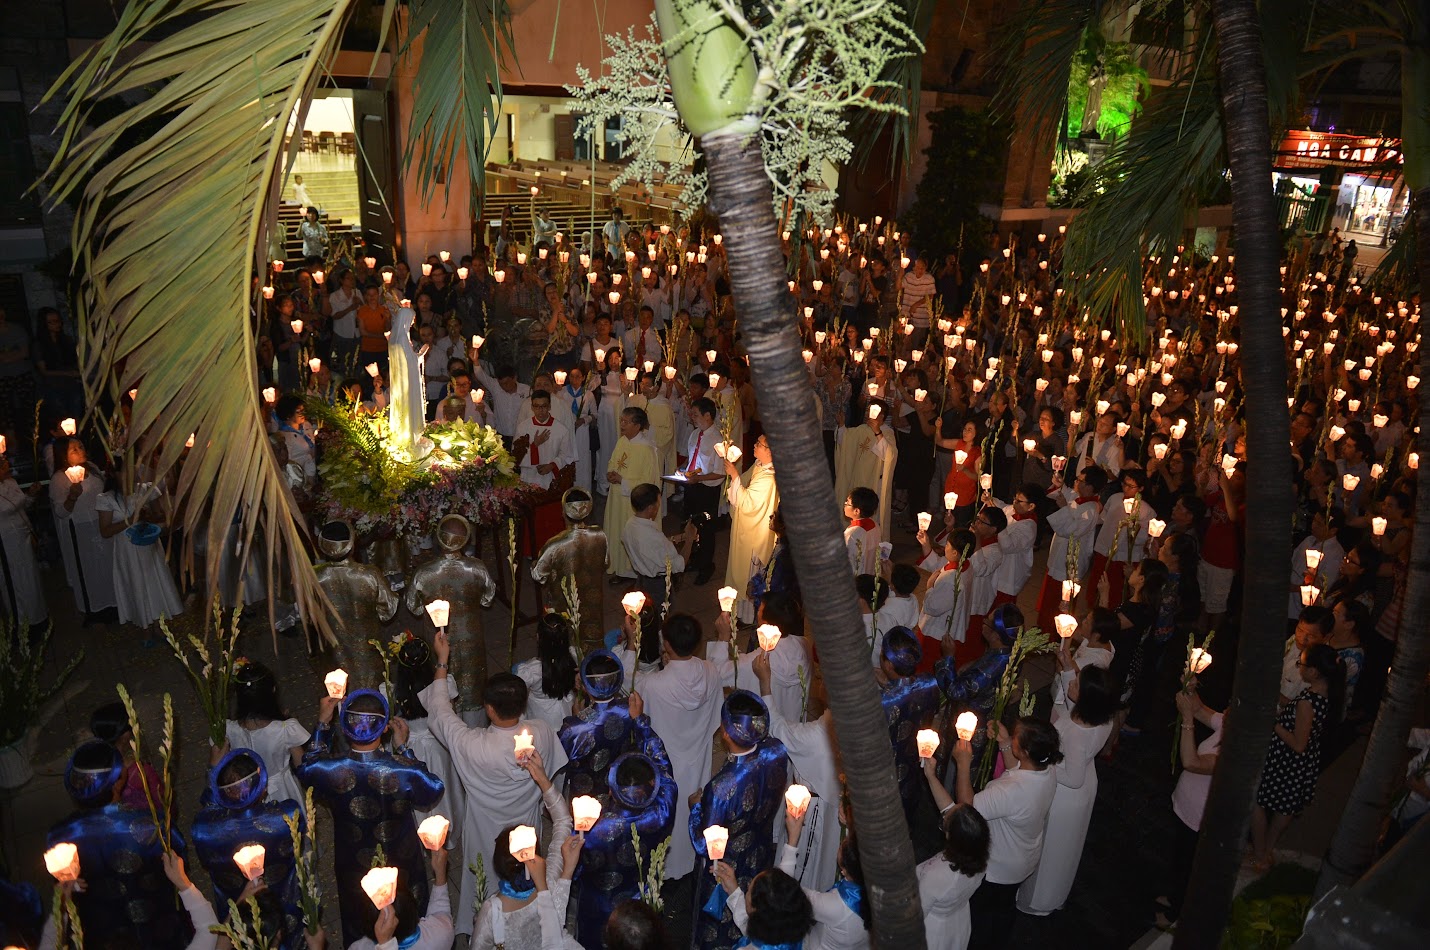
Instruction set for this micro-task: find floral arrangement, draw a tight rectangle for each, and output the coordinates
[307,399,537,541]
[632,824,670,913]
[162,597,241,747]
[116,684,176,855]
[0,620,83,748]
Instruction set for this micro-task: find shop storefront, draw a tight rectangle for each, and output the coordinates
[1273,130,1405,238]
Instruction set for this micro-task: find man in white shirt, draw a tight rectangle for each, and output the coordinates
[619,613,723,879]
[601,206,631,253]
[622,306,665,369]
[681,397,725,584]
[515,390,574,490]
[424,639,570,936]
[899,256,937,347]
[623,481,696,606]
[472,362,530,438]
[1287,508,1344,621]
[327,268,362,371]
[1073,411,1126,478]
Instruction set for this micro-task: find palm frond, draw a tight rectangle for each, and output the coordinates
[991,0,1100,152]
[401,0,515,204]
[39,0,392,646]
[847,0,937,172]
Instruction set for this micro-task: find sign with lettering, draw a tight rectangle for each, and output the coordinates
[1277,131,1402,169]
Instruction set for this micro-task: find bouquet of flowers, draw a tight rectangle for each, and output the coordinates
[162,597,241,747]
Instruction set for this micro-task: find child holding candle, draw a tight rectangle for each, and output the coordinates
[876,628,943,835]
[349,845,453,950]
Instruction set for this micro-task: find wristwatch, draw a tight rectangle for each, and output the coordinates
[436,662,448,671]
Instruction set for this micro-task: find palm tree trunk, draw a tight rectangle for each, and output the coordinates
[700,127,927,948]
[1315,18,1430,892]
[1174,1,1296,944]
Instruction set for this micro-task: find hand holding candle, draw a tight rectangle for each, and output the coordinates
[955,712,978,742]
[417,815,450,850]
[232,844,266,881]
[572,796,602,832]
[917,512,932,532]
[703,825,729,861]
[361,867,399,909]
[717,586,738,614]
[757,624,782,652]
[44,843,80,882]
[1188,648,1213,675]
[324,669,348,699]
[784,784,812,820]
[513,728,535,762]
[621,591,647,618]
[424,599,451,631]
[916,729,940,761]
[65,465,87,485]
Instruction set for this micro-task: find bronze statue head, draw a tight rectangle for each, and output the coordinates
[316,519,354,561]
[436,513,473,553]
[562,488,593,525]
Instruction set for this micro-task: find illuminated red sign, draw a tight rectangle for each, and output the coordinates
[1277,131,1402,169]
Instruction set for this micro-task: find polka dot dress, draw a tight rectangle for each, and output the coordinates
[1256,689,1328,816]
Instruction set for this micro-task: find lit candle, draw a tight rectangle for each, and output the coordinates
[553,370,568,386]
[422,263,432,277]
[417,815,450,850]
[513,729,535,761]
[366,363,380,378]
[1022,438,1036,453]
[917,512,932,532]
[65,465,86,485]
[943,491,959,510]
[624,366,638,381]
[473,389,485,405]
[308,358,322,374]
[757,623,782,652]
[979,473,993,491]
[262,387,277,404]
[664,365,677,380]
[955,711,978,741]
[361,866,399,909]
[1060,580,1080,602]
[1188,648,1213,675]
[703,825,729,861]
[1372,516,1387,536]
[185,433,196,449]
[784,784,812,820]
[572,796,603,832]
[1054,612,1079,639]
[1123,498,1135,514]
[1116,422,1131,438]
[60,418,76,436]
[621,591,647,617]
[424,599,451,630]
[916,729,940,760]
[44,843,80,882]
[954,449,968,466]
[1342,473,1360,491]
[232,844,266,881]
[1300,584,1320,607]
[1148,519,1166,538]
[324,669,348,699]
[457,266,469,280]
[1051,455,1066,472]
[868,403,882,419]
[1305,548,1323,571]
[717,586,738,613]
[1153,443,1168,460]
[726,445,742,463]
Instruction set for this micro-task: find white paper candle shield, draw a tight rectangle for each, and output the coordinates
[665,365,677,379]
[417,815,450,850]
[757,624,782,652]
[703,825,729,860]
[943,491,959,510]
[980,474,993,490]
[1342,473,1360,491]
[263,387,277,403]
[725,445,742,464]
[366,363,380,378]
[784,784,812,820]
[65,465,86,485]
[917,512,933,532]
[1300,584,1320,606]
[324,669,348,699]
[1372,516,1387,536]
[1123,498,1136,514]
[916,729,940,759]
[1060,580,1080,603]
[309,358,322,373]
[1305,549,1323,571]
[424,599,451,629]
[1148,519,1167,538]
[514,729,535,760]
[44,843,80,882]
[1022,438,1036,452]
[508,824,538,862]
[233,844,266,881]
[572,796,603,832]
[361,866,399,909]
[717,587,738,613]
[621,591,647,617]
[955,449,968,466]
[955,712,978,742]
[1188,648,1213,675]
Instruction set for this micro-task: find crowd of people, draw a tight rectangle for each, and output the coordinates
[1,200,1424,950]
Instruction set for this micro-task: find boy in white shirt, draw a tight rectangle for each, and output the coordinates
[843,486,881,576]
[884,562,923,632]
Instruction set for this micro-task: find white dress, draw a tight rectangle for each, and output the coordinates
[224,718,310,807]
[96,490,183,628]
[49,470,117,615]
[917,852,983,950]
[594,371,624,495]
[1016,703,1114,914]
[513,656,577,734]
[1052,642,1114,706]
[469,785,573,950]
[0,479,47,626]
[558,384,597,493]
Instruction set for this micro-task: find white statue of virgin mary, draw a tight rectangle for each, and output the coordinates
[387,307,427,457]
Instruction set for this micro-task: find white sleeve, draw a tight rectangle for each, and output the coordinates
[181,886,220,950]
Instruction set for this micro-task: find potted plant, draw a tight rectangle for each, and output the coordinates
[0,623,83,788]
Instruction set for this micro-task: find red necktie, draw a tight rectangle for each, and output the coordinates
[687,429,702,473]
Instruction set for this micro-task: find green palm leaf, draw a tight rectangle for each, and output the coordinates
[39,0,395,644]
[401,0,515,203]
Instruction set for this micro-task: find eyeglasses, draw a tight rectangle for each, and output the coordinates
[975,517,992,526]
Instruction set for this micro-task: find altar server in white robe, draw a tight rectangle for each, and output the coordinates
[426,632,570,937]
[0,454,47,628]
[520,372,576,437]
[96,479,183,630]
[721,434,779,596]
[515,390,574,490]
[48,437,117,619]
[617,612,723,879]
[754,649,841,891]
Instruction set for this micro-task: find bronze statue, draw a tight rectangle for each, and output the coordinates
[315,520,398,689]
[405,514,496,715]
[531,489,608,653]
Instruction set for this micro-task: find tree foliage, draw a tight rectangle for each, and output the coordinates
[902,105,1005,262]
